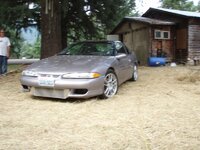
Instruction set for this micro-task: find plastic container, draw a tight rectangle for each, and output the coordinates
[148,57,166,66]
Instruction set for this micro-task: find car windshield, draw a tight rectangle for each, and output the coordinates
[59,42,114,56]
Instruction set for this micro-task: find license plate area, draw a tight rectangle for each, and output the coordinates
[38,76,55,87]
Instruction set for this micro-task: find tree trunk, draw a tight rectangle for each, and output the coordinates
[61,15,68,49]
[41,0,62,59]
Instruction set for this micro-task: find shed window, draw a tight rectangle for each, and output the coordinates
[155,30,162,39]
[163,31,170,39]
[154,30,170,39]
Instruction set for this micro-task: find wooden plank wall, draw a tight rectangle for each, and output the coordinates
[114,21,150,65]
[188,25,200,59]
[175,28,188,63]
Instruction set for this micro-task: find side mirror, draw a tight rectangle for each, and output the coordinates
[116,53,126,59]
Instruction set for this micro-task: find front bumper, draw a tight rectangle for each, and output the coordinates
[20,75,105,99]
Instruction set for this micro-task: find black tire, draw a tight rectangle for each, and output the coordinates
[99,69,118,99]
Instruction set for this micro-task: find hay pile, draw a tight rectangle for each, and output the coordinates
[177,69,200,83]
[0,66,200,149]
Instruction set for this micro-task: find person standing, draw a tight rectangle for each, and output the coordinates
[0,27,11,75]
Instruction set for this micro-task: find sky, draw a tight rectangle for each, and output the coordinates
[20,27,39,44]
[136,0,199,14]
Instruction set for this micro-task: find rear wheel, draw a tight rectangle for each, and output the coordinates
[130,64,138,81]
[99,70,118,99]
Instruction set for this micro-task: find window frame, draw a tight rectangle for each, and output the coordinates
[114,41,129,55]
[154,30,170,40]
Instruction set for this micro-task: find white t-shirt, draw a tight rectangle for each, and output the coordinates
[0,37,11,56]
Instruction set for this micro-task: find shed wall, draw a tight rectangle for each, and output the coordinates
[145,12,200,63]
[175,28,188,62]
[188,25,200,59]
[113,22,150,64]
[131,27,149,65]
[151,26,174,61]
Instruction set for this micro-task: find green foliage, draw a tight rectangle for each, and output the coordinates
[89,0,135,33]
[1,0,136,58]
[1,0,136,43]
[63,0,136,43]
[160,0,198,11]
[0,0,41,58]
[20,38,41,59]
[197,1,200,12]
[5,27,40,59]
[0,0,40,30]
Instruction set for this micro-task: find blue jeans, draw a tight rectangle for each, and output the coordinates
[0,55,8,74]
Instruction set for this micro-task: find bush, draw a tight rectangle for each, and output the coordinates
[20,38,41,58]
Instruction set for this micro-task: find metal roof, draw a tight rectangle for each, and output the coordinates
[124,17,175,25]
[110,17,175,34]
[143,7,200,18]
[110,8,200,34]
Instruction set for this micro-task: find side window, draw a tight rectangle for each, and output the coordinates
[115,42,127,54]
[124,45,131,54]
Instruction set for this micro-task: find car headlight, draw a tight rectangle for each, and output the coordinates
[22,70,38,77]
[62,72,102,79]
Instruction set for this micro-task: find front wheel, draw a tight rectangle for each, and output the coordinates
[99,70,118,99]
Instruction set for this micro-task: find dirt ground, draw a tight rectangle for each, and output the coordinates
[0,66,200,150]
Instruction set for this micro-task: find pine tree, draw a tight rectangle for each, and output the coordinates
[0,0,136,58]
[160,0,198,11]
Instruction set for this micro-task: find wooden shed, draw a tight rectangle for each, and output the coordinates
[110,8,200,65]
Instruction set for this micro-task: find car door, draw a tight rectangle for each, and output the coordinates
[115,42,133,83]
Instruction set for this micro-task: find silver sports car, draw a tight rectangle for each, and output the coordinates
[20,41,138,99]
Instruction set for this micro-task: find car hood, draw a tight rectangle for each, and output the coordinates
[26,55,115,74]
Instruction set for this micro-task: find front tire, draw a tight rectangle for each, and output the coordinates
[99,70,118,99]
